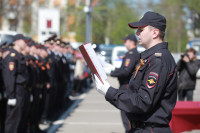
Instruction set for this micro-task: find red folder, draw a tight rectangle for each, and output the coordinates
[79,43,107,84]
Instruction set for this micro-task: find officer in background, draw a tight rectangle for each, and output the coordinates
[108,34,139,133]
[3,34,28,133]
[93,11,177,133]
[0,44,6,133]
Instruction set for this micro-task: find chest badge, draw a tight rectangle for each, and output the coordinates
[9,62,15,71]
[125,59,130,66]
[146,72,158,89]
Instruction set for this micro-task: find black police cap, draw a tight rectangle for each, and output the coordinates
[128,11,166,32]
[44,34,57,43]
[13,34,26,42]
[122,34,137,42]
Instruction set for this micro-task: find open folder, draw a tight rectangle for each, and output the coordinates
[79,43,107,84]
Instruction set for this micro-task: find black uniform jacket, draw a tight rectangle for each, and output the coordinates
[105,42,177,125]
[111,48,139,86]
[3,49,28,99]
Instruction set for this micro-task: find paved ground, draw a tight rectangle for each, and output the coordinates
[42,76,200,133]
[54,76,123,133]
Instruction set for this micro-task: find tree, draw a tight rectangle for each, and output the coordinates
[106,0,138,44]
[185,0,200,37]
[152,0,188,52]
[71,0,139,44]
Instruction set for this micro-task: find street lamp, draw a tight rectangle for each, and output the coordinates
[84,0,92,43]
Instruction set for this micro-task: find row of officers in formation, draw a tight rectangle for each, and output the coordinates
[0,34,82,133]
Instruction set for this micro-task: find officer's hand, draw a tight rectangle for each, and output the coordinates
[110,65,115,71]
[30,94,34,102]
[104,67,112,75]
[104,63,115,75]
[46,83,51,90]
[7,99,17,106]
[93,74,110,96]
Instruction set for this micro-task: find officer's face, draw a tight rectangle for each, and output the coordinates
[124,40,135,50]
[15,39,27,51]
[136,26,153,48]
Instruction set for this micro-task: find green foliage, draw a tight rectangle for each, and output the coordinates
[106,0,138,44]
[186,0,200,13]
[73,0,139,44]
[23,13,32,34]
[152,0,188,52]
[185,0,200,37]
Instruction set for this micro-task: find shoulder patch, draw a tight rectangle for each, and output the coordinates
[146,72,159,89]
[2,51,10,59]
[11,53,16,57]
[155,53,162,57]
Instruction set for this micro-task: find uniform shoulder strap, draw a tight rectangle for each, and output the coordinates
[2,51,10,59]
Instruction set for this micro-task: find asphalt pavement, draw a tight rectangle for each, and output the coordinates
[40,76,200,133]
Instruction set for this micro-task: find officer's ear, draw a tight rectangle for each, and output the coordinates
[152,28,160,39]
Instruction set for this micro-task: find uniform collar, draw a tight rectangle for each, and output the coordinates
[11,48,18,53]
[140,42,168,59]
[129,47,137,52]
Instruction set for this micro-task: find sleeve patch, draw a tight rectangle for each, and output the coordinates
[125,59,130,66]
[146,72,158,89]
[9,62,15,71]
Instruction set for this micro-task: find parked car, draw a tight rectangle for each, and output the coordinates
[137,45,146,53]
[171,53,181,64]
[0,30,17,45]
[111,45,145,68]
[98,44,115,64]
[112,46,127,68]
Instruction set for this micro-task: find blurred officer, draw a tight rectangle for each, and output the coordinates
[40,46,52,125]
[109,34,139,133]
[28,43,43,133]
[177,48,200,101]
[3,34,28,133]
[0,45,6,133]
[18,42,30,133]
[93,11,177,133]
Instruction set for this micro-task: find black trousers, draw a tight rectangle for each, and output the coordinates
[120,84,130,133]
[18,89,30,133]
[0,98,7,133]
[5,85,25,133]
[41,88,51,121]
[128,126,172,133]
[178,89,193,101]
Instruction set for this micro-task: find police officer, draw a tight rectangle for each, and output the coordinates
[0,45,6,133]
[93,11,177,133]
[3,34,29,133]
[108,34,139,133]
